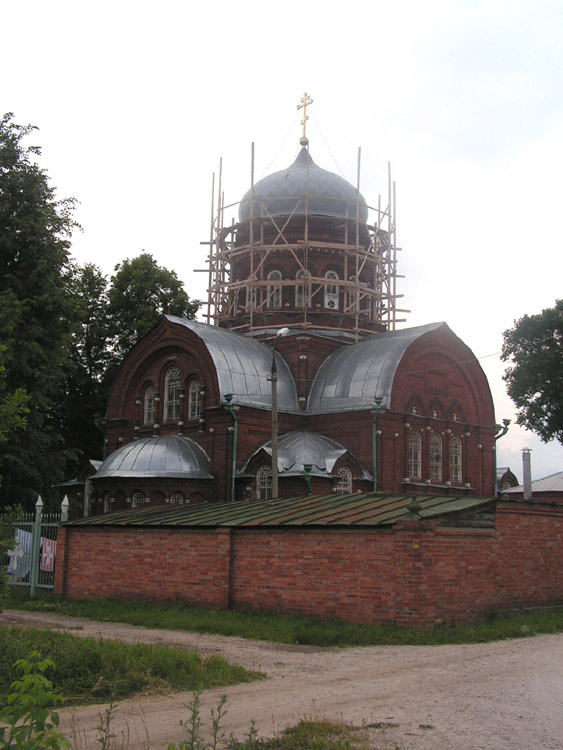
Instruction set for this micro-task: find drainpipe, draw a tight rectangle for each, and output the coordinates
[223,394,237,502]
[494,419,510,496]
[303,463,313,496]
[372,396,384,493]
[522,447,532,501]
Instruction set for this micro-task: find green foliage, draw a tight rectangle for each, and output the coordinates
[0,113,77,509]
[0,652,68,750]
[0,627,260,706]
[502,299,563,444]
[0,349,29,490]
[14,596,563,647]
[108,252,199,357]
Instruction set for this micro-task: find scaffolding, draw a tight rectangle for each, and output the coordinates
[199,145,406,340]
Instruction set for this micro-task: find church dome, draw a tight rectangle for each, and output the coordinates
[239,147,368,223]
[94,436,212,479]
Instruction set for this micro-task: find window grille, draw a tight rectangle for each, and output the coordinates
[450,436,462,482]
[256,465,272,500]
[164,367,180,421]
[188,379,201,420]
[408,430,421,479]
[430,433,442,482]
[144,386,155,424]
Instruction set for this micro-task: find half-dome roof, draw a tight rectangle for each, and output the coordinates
[239,147,368,223]
[166,317,299,412]
[307,323,444,413]
[94,436,212,479]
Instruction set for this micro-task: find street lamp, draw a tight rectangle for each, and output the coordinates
[268,327,290,499]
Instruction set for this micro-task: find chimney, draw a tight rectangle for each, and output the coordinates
[522,448,532,501]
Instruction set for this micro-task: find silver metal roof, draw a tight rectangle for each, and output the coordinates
[307,322,445,413]
[239,148,368,223]
[505,470,563,494]
[166,317,299,411]
[94,436,212,479]
[242,430,350,477]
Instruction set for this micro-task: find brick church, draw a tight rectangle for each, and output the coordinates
[87,99,497,515]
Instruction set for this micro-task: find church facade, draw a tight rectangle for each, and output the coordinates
[88,114,497,514]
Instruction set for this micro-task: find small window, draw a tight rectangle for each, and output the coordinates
[144,386,155,424]
[267,270,282,308]
[170,492,186,505]
[335,466,352,494]
[430,433,442,482]
[132,492,145,508]
[103,492,111,514]
[408,430,421,479]
[295,270,311,308]
[188,379,201,420]
[256,465,272,500]
[450,436,462,483]
[324,270,339,309]
[164,367,180,421]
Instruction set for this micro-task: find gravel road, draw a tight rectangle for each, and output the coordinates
[2,609,562,749]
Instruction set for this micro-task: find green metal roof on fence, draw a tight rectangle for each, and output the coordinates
[65,492,495,529]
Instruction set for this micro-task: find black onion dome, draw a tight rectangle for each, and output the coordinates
[239,147,368,223]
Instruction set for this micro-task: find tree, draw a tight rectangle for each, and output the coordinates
[502,299,563,444]
[0,113,77,509]
[107,252,199,357]
[59,264,116,464]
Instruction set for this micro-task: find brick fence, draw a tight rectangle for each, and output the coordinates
[54,499,563,628]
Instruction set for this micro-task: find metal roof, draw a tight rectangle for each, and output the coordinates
[505,470,563,494]
[94,436,212,479]
[307,322,444,412]
[241,430,351,477]
[239,147,368,223]
[166,317,299,412]
[65,492,494,528]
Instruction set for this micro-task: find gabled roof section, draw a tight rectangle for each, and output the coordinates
[65,492,494,528]
[505,470,563,494]
[307,322,444,413]
[166,316,299,412]
[241,430,353,477]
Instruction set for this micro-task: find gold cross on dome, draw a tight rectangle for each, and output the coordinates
[297,92,313,144]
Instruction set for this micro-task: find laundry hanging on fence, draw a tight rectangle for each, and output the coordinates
[40,538,57,572]
[6,528,33,578]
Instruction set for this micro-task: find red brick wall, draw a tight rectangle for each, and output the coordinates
[55,500,563,628]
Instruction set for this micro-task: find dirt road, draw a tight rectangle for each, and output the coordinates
[2,609,562,749]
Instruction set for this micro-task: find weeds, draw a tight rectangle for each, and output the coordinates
[12,596,563,647]
[0,627,260,706]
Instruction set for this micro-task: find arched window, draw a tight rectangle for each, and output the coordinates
[144,385,155,424]
[132,491,145,509]
[247,286,258,310]
[188,379,201,420]
[267,270,282,308]
[348,276,357,312]
[170,492,186,505]
[256,465,272,500]
[103,491,111,514]
[450,436,462,483]
[295,270,311,308]
[336,466,353,494]
[430,433,442,482]
[408,430,421,479]
[324,270,339,309]
[164,367,180,421]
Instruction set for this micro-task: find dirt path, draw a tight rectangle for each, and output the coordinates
[2,609,562,749]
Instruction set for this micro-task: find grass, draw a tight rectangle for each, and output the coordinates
[0,626,260,705]
[229,719,372,749]
[9,595,563,646]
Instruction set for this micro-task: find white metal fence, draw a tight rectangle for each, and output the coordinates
[1,496,68,599]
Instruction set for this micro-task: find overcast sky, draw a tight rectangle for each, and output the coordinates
[4,0,563,482]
